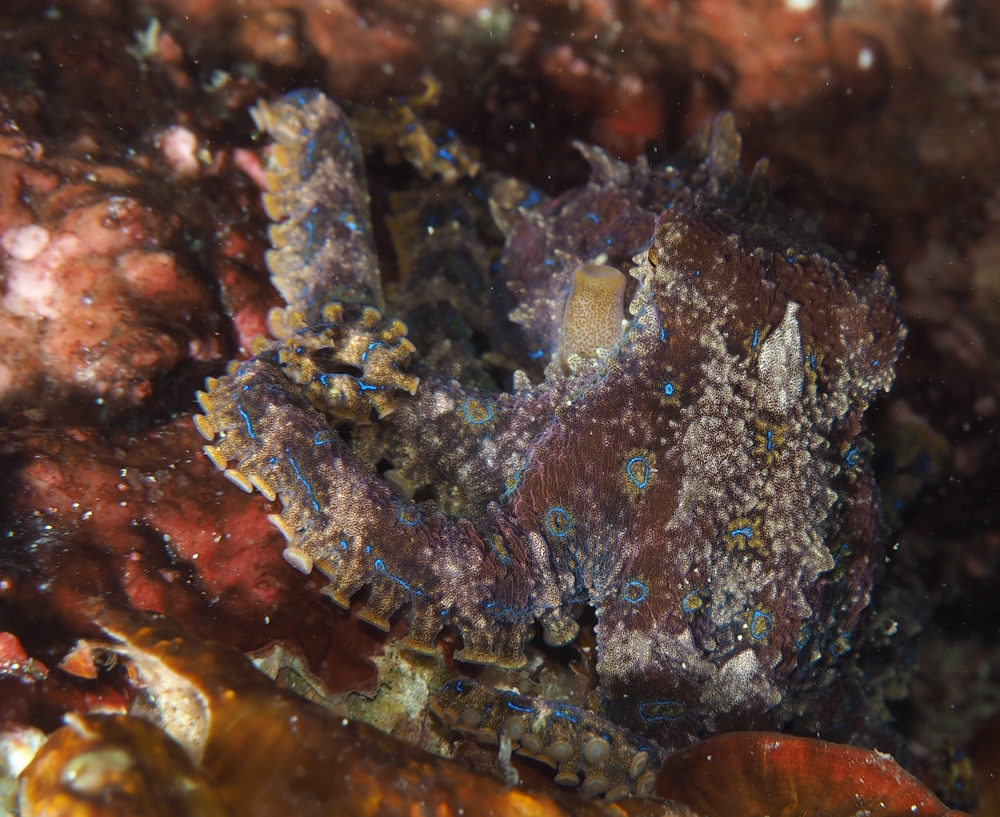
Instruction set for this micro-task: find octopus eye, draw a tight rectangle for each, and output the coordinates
[647,244,659,269]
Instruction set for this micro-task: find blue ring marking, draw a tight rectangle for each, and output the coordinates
[339,213,359,233]
[586,212,600,224]
[313,430,332,446]
[374,558,413,592]
[438,147,454,162]
[302,136,316,180]
[552,708,578,724]
[765,430,774,452]
[750,610,773,640]
[751,328,761,349]
[660,328,666,342]
[238,406,256,440]
[626,456,651,490]
[663,381,675,396]
[527,349,544,359]
[544,507,572,538]
[340,539,349,550]
[507,701,533,713]
[358,382,379,392]
[681,590,702,613]
[397,502,421,527]
[729,527,754,540]
[638,700,685,723]
[845,447,861,467]
[623,579,647,604]
[287,455,320,513]
[461,397,494,425]
[520,189,541,208]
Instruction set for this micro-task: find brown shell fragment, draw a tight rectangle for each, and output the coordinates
[655,732,968,817]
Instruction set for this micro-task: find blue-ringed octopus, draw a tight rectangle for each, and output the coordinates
[194,90,905,800]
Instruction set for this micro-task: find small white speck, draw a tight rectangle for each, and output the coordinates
[858,47,874,70]
[785,0,816,9]
[192,553,199,560]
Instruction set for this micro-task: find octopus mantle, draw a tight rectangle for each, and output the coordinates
[195,92,904,764]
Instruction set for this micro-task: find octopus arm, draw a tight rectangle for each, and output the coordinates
[195,348,538,669]
[251,90,384,336]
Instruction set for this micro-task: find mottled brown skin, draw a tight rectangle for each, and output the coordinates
[196,94,905,792]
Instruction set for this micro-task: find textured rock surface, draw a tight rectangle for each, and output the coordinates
[0,138,222,424]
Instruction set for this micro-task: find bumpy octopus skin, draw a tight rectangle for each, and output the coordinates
[195,91,905,794]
